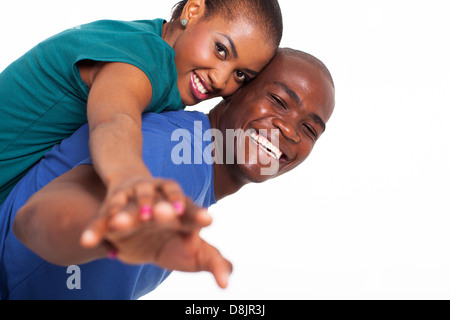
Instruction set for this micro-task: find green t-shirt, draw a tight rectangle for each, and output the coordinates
[0,19,184,204]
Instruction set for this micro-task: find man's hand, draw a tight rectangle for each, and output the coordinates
[81,188,232,289]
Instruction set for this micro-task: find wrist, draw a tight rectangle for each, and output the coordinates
[104,166,153,190]
[102,240,118,260]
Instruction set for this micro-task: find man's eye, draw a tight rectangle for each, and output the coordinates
[303,124,317,139]
[270,93,288,111]
[216,43,227,59]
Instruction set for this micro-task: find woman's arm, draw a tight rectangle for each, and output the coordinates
[78,61,191,246]
[84,62,154,201]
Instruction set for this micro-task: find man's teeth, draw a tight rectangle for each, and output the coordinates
[193,74,209,95]
[250,132,283,160]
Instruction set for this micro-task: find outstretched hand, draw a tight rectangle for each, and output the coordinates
[80,182,232,289]
[80,175,194,246]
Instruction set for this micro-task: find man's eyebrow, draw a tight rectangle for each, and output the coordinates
[310,113,326,133]
[274,81,302,105]
[218,33,238,58]
[274,82,326,132]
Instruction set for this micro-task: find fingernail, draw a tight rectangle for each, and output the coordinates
[140,205,152,220]
[219,273,229,289]
[108,250,118,260]
[173,201,184,215]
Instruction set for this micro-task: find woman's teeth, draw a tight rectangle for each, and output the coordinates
[250,132,283,160]
[193,74,209,95]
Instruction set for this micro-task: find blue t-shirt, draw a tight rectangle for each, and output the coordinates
[0,111,215,300]
[0,19,184,205]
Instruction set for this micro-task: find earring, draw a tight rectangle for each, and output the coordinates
[181,19,188,27]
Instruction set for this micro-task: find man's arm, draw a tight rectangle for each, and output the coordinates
[13,165,232,288]
[13,165,109,266]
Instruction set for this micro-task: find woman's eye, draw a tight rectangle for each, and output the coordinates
[235,70,249,83]
[216,43,227,59]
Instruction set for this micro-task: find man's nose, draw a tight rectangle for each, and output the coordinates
[272,118,301,143]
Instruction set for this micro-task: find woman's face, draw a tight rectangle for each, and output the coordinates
[173,16,275,106]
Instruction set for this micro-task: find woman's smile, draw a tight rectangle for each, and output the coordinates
[190,72,210,101]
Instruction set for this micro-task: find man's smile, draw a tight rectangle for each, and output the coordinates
[250,131,283,161]
[247,128,290,166]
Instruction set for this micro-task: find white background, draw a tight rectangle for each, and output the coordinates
[1,1,450,300]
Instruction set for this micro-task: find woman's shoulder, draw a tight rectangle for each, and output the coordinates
[77,18,166,38]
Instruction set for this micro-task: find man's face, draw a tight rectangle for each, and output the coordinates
[217,50,335,183]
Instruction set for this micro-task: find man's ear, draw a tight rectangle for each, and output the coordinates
[181,0,206,24]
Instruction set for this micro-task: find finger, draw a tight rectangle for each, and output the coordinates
[194,208,212,228]
[108,209,136,232]
[177,200,212,232]
[157,179,186,215]
[102,190,130,218]
[106,182,152,230]
[134,180,157,221]
[213,261,233,289]
[80,216,109,248]
[108,181,154,230]
[197,241,233,289]
[81,191,128,247]
[151,201,178,225]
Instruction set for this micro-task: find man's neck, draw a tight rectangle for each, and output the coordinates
[208,103,249,201]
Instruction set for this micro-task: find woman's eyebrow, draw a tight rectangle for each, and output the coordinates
[244,68,258,77]
[217,33,259,77]
[217,33,238,58]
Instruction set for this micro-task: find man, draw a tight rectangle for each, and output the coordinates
[0,48,335,299]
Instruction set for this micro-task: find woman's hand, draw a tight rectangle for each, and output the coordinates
[80,173,197,248]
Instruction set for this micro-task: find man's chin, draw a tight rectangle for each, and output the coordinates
[238,162,279,184]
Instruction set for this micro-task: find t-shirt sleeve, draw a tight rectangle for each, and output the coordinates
[41,20,184,114]
[74,35,182,113]
[75,157,93,167]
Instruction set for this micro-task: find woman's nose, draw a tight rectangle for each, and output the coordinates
[273,118,301,143]
[208,69,229,92]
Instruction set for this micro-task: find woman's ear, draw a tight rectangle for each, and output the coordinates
[181,0,206,25]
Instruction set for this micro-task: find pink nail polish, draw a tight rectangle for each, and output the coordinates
[140,205,152,220]
[108,250,117,260]
[173,201,184,215]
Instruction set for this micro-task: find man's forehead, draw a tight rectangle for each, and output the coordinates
[260,55,312,87]
[262,71,312,99]
[261,55,334,120]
